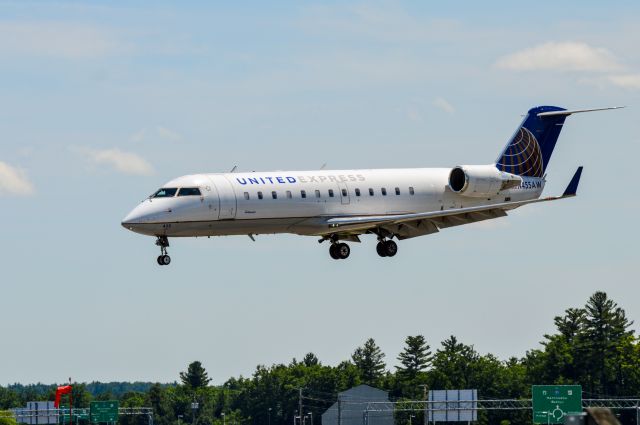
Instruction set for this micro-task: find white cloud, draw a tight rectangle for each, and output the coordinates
[77,148,154,175]
[0,161,35,196]
[0,21,129,59]
[607,74,640,89]
[495,41,622,72]
[130,126,183,143]
[433,97,455,114]
[130,129,147,143]
[156,126,183,142]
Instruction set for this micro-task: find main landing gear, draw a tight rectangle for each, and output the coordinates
[329,242,351,260]
[376,239,398,257]
[155,236,171,266]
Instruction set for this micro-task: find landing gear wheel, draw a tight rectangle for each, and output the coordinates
[155,236,171,266]
[337,243,350,259]
[376,242,387,257]
[383,240,398,257]
[329,244,341,260]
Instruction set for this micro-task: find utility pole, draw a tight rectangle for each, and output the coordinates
[68,378,72,425]
[419,385,428,425]
[298,388,303,425]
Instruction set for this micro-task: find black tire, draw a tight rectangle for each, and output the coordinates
[384,240,398,257]
[157,256,164,265]
[376,242,387,257]
[161,255,171,265]
[337,243,350,259]
[329,244,341,260]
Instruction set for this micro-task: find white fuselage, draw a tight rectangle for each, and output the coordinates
[121,167,545,238]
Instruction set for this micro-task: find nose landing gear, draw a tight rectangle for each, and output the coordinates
[155,236,171,266]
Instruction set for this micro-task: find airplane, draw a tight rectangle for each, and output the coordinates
[122,105,622,265]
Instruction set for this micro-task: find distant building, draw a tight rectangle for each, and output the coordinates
[321,385,394,425]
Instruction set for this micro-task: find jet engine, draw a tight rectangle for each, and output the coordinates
[448,165,522,197]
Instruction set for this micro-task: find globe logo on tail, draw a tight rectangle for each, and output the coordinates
[496,127,544,178]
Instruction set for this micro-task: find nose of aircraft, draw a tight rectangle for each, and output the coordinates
[121,203,149,228]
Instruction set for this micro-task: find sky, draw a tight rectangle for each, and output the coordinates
[1,0,639,386]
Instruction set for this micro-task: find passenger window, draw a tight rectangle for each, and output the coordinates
[301,190,307,198]
[328,189,334,197]
[152,188,178,198]
[272,191,277,199]
[258,191,263,200]
[381,188,387,196]
[369,188,374,196]
[395,187,400,195]
[244,192,250,200]
[342,189,347,197]
[177,187,201,197]
[355,188,361,196]
[286,190,292,199]
[409,187,415,195]
[315,190,321,198]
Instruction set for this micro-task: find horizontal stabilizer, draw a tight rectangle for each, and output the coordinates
[537,106,625,117]
[562,166,583,197]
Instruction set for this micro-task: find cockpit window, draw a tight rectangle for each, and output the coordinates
[151,188,178,198]
[178,187,202,197]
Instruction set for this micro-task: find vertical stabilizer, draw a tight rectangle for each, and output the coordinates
[496,106,567,177]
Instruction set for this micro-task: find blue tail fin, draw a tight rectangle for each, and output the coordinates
[496,106,568,177]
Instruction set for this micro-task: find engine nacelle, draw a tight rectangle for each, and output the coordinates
[448,165,522,197]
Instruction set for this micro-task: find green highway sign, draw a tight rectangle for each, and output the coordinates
[532,385,582,424]
[89,401,119,423]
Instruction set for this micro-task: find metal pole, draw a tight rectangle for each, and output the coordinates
[69,379,73,425]
[268,408,272,425]
[419,386,428,425]
[299,389,303,425]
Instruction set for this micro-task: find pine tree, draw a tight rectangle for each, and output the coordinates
[579,292,633,395]
[396,335,432,379]
[302,353,320,367]
[180,361,211,389]
[351,338,386,385]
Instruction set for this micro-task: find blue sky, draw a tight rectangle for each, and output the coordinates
[1,1,639,385]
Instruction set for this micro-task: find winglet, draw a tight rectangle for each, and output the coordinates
[563,166,583,197]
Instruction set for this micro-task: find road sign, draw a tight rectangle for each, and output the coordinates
[58,406,89,424]
[89,401,119,423]
[428,389,478,422]
[532,385,582,424]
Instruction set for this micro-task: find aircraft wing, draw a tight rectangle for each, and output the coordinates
[323,167,583,239]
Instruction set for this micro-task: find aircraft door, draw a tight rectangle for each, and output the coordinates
[208,175,237,219]
[338,182,350,205]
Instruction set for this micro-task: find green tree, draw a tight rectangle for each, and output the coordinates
[396,335,432,379]
[302,353,319,367]
[351,338,386,386]
[181,362,212,390]
[430,336,479,389]
[578,291,634,395]
[0,411,17,425]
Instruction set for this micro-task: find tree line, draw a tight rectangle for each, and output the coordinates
[1,292,639,425]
